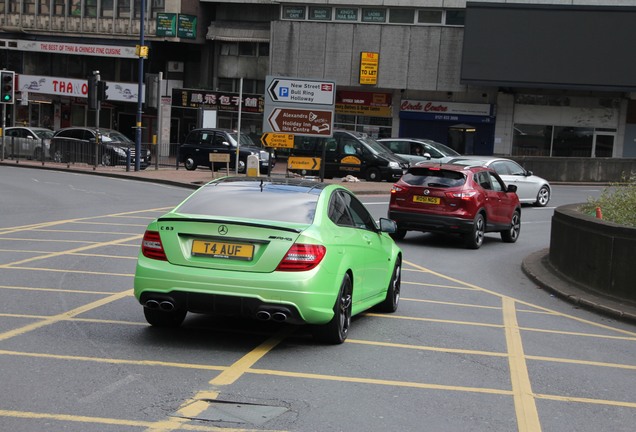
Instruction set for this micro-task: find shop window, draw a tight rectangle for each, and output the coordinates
[445,10,465,26]
[309,6,331,21]
[553,126,593,157]
[69,0,81,16]
[101,0,114,17]
[239,42,256,56]
[362,8,386,23]
[38,0,50,14]
[220,42,238,56]
[85,0,97,17]
[118,0,131,18]
[151,0,164,18]
[53,0,65,15]
[512,124,552,157]
[389,9,414,24]
[258,43,270,57]
[418,10,443,24]
[23,0,36,14]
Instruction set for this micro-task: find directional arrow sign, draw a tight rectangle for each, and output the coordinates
[288,156,321,171]
[261,132,294,148]
[268,108,333,136]
[267,78,335,105]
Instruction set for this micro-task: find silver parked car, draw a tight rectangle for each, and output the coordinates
[3,126,54,160]
[377,137,460,165]
[446,156,551,207]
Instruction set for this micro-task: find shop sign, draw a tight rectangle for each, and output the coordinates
[15,40,136,59]
[171,88,264,113]
[336,90,392,117]
[177,14,197,39]
[18,74,138,102]
[156,13,177,37]
[400,100,492,117]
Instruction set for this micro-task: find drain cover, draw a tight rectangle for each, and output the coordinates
[181,400,288,426]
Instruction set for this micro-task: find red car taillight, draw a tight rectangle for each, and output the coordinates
[445,190,478,200]
[141,230,167,261]
[276,244,326,271]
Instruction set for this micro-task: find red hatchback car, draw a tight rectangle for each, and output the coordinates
[388,163,521,249]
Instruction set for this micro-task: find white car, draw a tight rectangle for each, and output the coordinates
[446,156,551,207]
[377,137,460,165]
[3,126,54,161]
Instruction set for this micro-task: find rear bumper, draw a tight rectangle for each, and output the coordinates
[134,256,338,325]
[389,209,474,234]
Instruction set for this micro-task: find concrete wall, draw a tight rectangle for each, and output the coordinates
[512,157,636,183]
[550,204,636,302]
[269,20,466,91]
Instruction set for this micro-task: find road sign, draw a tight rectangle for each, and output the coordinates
[288,156,321,171]
[267,108,333,136]
[261,133,294,148]
[209,153,230,163]
[267,78,335,105]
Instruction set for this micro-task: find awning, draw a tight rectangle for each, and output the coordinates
[206,21,270,43]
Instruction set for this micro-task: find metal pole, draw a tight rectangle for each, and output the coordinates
[155,71,162,170]
[135,0,146,172]
[94,71,100,170]
[235,78,243,174]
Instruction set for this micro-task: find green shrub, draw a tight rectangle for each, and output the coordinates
[580,173,636,227]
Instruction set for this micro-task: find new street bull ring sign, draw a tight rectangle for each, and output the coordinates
[263,76,335,138]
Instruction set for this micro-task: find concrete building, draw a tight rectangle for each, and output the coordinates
[2,0,636,158]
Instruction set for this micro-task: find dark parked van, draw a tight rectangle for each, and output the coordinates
[289,130,408,181]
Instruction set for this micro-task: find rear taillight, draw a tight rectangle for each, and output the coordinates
[445,190,478,200]
[141,230,167,261]
[276,244,326,271]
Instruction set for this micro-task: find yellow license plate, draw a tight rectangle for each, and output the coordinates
[192,240,254,260]
[413,196,440,204]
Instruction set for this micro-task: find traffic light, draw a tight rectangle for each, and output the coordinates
[87,75,98,110]
[97,80,108,102]
[1,70,15,104]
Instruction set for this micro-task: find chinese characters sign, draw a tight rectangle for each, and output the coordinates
[171,89,264,113]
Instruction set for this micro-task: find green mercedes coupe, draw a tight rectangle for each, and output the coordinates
[134,177,402,344]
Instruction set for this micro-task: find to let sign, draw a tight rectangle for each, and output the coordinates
[359,52,379,85]
[268,108,333,136]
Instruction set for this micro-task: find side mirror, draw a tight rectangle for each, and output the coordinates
[379,217,397,234]
[423,152,431,160]
[526,170,533,176]
[507,184,518,193]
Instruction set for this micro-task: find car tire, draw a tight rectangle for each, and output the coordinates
[501,210,521,243]
[184,156,197,171]
[376,257,401,313]
[365,167,381,182]
[534,186,550,207]
[313,273,352,344]
[390,228,407,241]
[237,158,247,174]
[464,213,485,249]
[101,151,114,166]
[143,307,187,328]
[52,148,65,163]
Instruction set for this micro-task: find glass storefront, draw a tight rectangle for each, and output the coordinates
[512,124,615,157]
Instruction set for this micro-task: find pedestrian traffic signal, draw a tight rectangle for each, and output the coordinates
[97,80,108,101]
[1,70,15,104]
